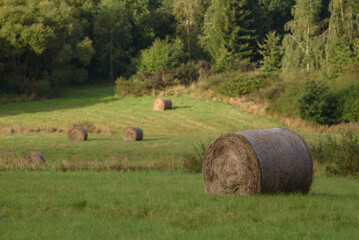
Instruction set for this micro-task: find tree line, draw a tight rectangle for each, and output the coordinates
[0,0,358,98]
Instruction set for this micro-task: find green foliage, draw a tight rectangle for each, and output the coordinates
[93,0,132,81]
[256,0,295,38]
[139,38,185,74]
[115,75,148,97]
[116,61,201,96]
[76,37,95,66]
[217,74,269,97]
[0,0,92,95]
[172,0,209,59]
[282,0,326,73]
[299,80,338,125]
[258,31,283,73]
[201,0,256,71]
[325,0,359,77]
[182,141,208,173]
[337,83,359,122]
[311,131,359,177]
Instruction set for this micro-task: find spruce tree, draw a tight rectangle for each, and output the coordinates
[201,0,256,71]
[258,31,284,73]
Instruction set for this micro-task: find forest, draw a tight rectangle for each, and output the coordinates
[0,0,358,124]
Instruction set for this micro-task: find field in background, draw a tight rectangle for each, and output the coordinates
[0,86,358,239]
[0,86,284,170]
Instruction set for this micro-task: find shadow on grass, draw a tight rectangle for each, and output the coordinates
[171,106,191,110]
[0,86,118,117]
[141,138,169,141]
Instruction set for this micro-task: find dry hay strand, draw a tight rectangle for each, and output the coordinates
[203,128,313,196]
[24,152,45,163]
[122,127,143,141]
[67,127,88,141]
[153,98,172,111]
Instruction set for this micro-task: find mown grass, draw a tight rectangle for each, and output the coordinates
[0,171,358,239]
[0,85,283,170]
[1,85,358,239]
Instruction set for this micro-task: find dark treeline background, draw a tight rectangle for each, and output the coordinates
[0,0,297,94]
[0,0,358,124]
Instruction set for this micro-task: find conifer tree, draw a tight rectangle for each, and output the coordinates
[258,31,283,73]
[201,0,256,71]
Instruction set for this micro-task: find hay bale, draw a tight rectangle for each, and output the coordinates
[153,98,172,111]
[67,127,88,141]
[123,127,143,141]
[24,152,45,163]
[203,128,313,196]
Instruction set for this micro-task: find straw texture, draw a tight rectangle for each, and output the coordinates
[203,128,313,196]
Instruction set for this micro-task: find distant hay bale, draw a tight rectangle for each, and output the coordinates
[67,127,88,141]
[203,128,313,196]
[153,98,172,111]
[123,127,143,141]
[24,152,45,163]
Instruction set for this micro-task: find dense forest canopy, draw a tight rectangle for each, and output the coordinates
[0,0,358,100]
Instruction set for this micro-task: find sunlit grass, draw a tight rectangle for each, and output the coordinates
[0,172,358,239]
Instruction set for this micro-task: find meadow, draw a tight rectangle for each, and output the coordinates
[0,86,358,239]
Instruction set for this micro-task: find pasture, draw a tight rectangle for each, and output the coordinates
[0,86,358,239]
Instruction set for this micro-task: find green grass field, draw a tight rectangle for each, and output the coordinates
[0,86,358,239]
[1,172,358,239]
[0,86,282,170]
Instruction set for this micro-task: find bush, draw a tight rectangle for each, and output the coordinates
[139,38,185,74]
[299,80,338,125]
[115,61,207,97]
[310,131,359,177]
[115,76,148,97]
[217,74,269,97]
[337,83,359,122]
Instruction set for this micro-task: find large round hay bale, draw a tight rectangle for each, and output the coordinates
[153,98,172,111]
[123,127,143,141]
[24,152,45,163]
[67,127,88,141]
[203,128,313,196]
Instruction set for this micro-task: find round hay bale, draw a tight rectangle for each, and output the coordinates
[67,127,88,141]
[123,127,143,141]
[153,98,172,111]
[24,152,45,163]
[203,128,313,196]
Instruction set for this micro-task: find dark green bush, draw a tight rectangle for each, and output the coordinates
[299,80,339,125]
[310,131,359,177]
[217,74,269,97]
[337,83,359,122]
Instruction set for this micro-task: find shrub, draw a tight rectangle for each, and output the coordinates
[299,80,338,125]
[337,83,359,122]
[182,141,207,173]
[115,76,148,97]
[115,61,206,97]
[217,74,269,97]
[310,131,359,177]
[139,38,185,74]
